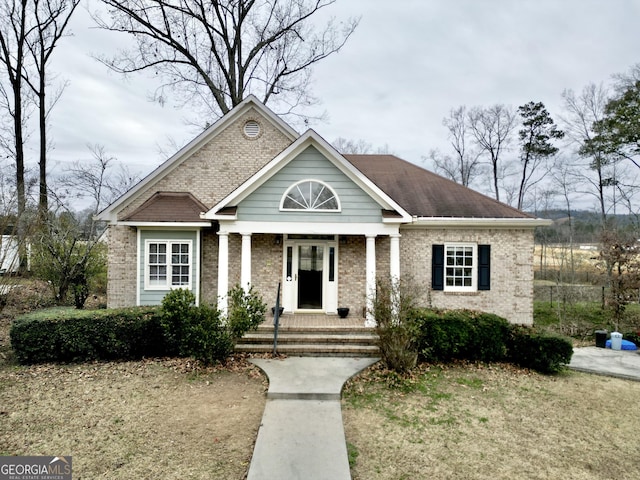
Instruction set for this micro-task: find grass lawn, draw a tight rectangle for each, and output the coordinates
[342,362,640,480]
[2,281,640,479]
[0,357,267,479]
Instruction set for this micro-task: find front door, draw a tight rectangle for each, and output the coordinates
[282,239,337,313]
[297,245,323,309]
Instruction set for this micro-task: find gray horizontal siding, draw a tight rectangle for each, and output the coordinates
[237,145,382,223]
[139,230,198,306]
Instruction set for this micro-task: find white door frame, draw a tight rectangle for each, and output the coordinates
[282,237,338,313]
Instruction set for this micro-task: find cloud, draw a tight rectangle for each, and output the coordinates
[40,0,640,187]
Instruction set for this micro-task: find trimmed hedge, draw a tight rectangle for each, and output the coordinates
[10,307,168,364]
[411,308,573,374]
[507,326,574,374]
[10,286,267,366]
[412,309,510,363]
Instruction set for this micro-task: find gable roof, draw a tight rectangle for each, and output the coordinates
[95,95,298,223]
[122,192,209,223]
[203,130,413,222]
[345,154,534,219]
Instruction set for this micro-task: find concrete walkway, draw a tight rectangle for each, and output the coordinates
[569,346,640,382]
[247,356,379,480]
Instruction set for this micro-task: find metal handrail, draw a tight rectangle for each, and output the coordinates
[273,282,281,355]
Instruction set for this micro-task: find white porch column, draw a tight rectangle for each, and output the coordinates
[217,232,229,314]
[389,233,401,281]
[241,233,252,292]
[365,235,377,327]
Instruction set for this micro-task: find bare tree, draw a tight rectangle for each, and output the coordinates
[22,0,79,215]
[429,106,483,187]
[0,0,31,259]
[467,104,516,202]
[93,0,359,124]
[34,145,139,308]
[332,137,372,154]
[57,144,141,210]
[561,84,614,226]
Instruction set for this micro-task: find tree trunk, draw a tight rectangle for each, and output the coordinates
[38,77,48,216]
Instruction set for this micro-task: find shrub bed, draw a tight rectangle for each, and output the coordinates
[412,309,510,363]
[10,286,266,365]
[411,308,573,374]
[10,307,167,364]
[507,326,574,374]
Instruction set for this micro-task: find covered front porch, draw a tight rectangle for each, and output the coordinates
[215,224,401,326]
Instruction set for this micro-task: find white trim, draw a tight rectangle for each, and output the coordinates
[281,238,338,313]
[121,222,212,228]
[390,234,401,280]
[279,179,342,212]
[203,130,412,222]
[443,243,477,292]
[241,233,252,291]
[217,220,400,237]
[95,95,298,223]
[365,235,377,327]
[143,239,194,291]
[409,217,552,228]
[217,232,229,314]
[136,229,141,306]
[194,230,201,306]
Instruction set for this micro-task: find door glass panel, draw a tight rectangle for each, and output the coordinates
[329,247,335,282]
[298,245,323,309]
[286,246,293,279]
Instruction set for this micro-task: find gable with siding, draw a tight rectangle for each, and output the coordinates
[237,145,382,223]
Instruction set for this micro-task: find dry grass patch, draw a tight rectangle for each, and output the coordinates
[343,362,640,480]
[0,357,267,479]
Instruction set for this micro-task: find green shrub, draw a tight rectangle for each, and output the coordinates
[507,326,573,374]
[159,286,266,365]
[184,303,233,364]
[227,284,267,341]
[10,307,166,364]
[413,309,509,363]
[160,288,197,356]
[622,330,640,347]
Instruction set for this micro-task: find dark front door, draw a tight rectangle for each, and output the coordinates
[297,245,323,309]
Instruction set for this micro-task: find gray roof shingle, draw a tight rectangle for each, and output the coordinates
[344,154,533,219]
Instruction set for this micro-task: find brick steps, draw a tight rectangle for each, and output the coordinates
[235,324,380,357]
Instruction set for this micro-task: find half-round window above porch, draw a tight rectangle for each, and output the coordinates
[280,180,341,211]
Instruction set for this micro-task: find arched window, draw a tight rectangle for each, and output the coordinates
[280,180,340,211]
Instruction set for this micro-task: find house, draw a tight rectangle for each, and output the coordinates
[96,96,549,325]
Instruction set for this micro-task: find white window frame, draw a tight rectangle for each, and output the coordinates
[444,243,477,292]
[144,239,193,290]
[279,179,341,212]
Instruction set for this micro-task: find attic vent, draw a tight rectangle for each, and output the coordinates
[243,120,261,138]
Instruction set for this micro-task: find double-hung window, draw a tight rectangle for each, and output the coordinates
[445,244,476,290]
[432,243,490,292]
[146,240,192,289]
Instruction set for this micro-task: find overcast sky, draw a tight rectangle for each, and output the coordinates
[44,0,640,200]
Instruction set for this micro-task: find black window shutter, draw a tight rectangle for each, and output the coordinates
[432,244,444,290]
[478,244,491,290]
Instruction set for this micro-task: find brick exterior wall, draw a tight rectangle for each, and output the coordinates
[106,108,294,307]
[105,106,536,325]
[399,227,535,325]
[106,224,138,307]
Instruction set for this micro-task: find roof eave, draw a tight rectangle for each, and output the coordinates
[118,221,213,228]
[409,217,553,228]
